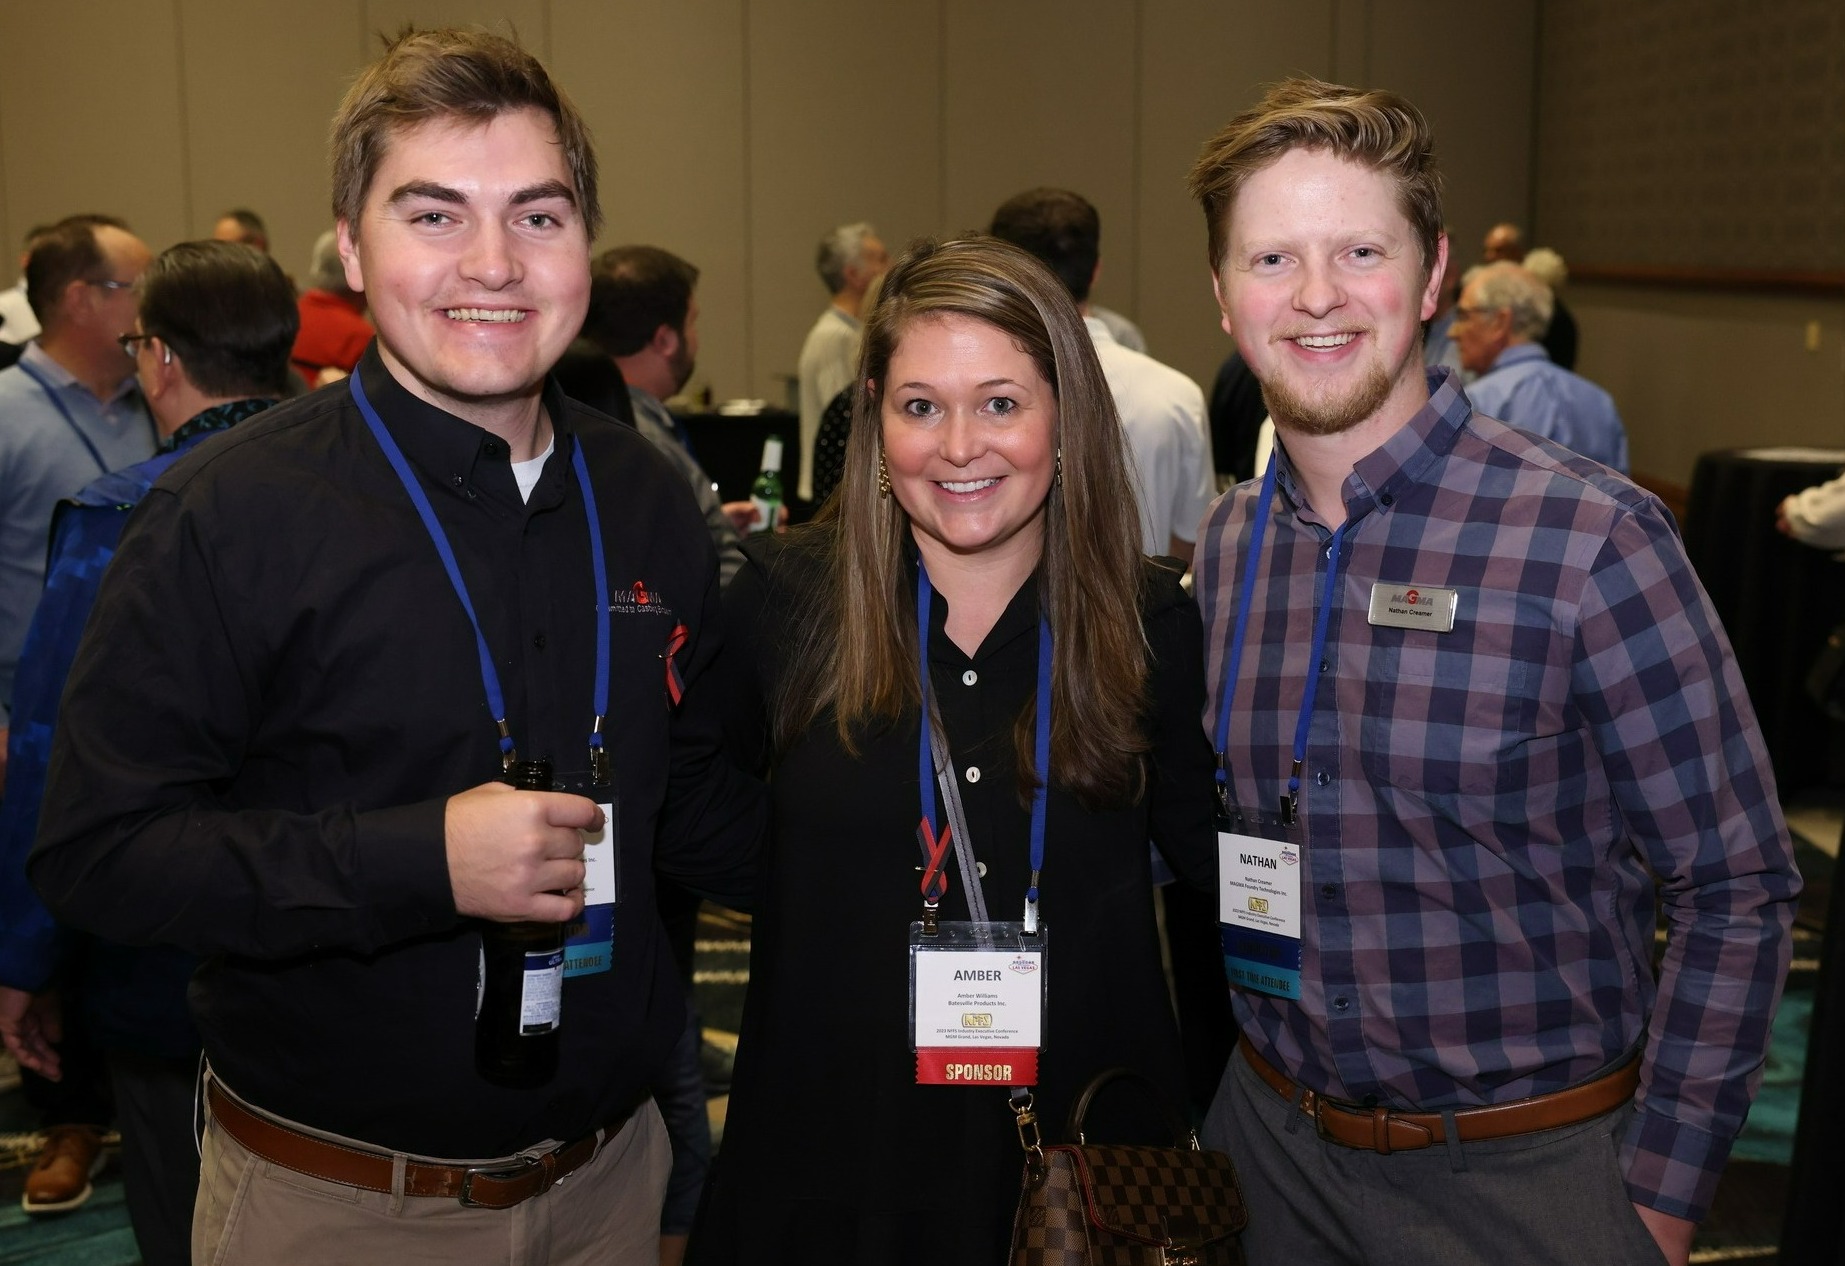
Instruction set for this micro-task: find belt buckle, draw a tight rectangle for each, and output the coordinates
[458,1154,545,1208]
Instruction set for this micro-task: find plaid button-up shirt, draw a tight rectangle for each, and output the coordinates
[1198,369,1800,1220]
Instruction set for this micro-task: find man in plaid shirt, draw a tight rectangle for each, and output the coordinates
[1189,79,1801,1266]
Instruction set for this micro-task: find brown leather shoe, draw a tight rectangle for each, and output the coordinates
[21,1124,107,1214]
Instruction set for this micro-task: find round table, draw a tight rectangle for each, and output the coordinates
[1684,446,1845,795]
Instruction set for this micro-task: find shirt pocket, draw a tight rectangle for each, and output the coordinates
[1357,636,1539,798]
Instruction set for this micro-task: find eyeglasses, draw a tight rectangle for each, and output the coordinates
[117,332,169,363]
[1453,304,1503,324]
[87,278,136,293]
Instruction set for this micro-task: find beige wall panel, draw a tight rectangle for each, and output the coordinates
[1330,0,1370,85]
[363,0,551,60]
[0,6,190,267]
[552,0,749,399]
[1134,0,1334,396]
[747,0,944,402]
[179,0,364,282]
[1366,0,1536,279]
[1571,286,1845,491]
[940,0,1136,293]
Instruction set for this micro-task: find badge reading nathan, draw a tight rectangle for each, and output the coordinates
[910,923,1045,1085]
[1219,831,1303,999]
[1367,583,1459,632]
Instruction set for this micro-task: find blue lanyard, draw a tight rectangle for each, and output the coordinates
[1213,450,1348,824]
[349,374,612,778]
[916,560,1053,924]
[16,360,117,476]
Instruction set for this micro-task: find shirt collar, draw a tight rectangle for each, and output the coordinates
[904,536,1044,662]
[1273,367,1471,527]
[1083,315,1116,346]
[158,397,274,453]
[1487,342,1552,373]
[21,340,141,406]
[827,305,861,333]
[356,344,574,512]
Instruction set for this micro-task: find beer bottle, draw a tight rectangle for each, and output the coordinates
[475,758,564,1087]
[749,436,784,534]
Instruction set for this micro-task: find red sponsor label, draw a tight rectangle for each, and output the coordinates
[915,1048,1038,1086]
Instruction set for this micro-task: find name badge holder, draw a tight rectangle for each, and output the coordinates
[907,562,1053,1091]
[1211,452,1348,1001]
[555,770,619,977]
[349,375,619,981]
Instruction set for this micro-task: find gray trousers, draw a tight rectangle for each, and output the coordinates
[1204,1049,1668,1266]
[193,1079,670,1266]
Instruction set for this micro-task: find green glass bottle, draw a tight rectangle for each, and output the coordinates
[750,435,784,534]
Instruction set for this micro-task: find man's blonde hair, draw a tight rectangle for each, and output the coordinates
[1189,77,1443,278]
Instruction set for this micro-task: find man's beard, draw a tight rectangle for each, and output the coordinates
[669,340,696,396]
[1258,350,1395,438]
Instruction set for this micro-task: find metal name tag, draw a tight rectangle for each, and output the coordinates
[1367,583,1458,632]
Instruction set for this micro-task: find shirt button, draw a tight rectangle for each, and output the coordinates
[1332,996,1350,1011]
[1320,884,1337,900]
[533,632,547,650]
[962,670,978,686]
[965,766,981,784]
[1380,493,1395,508]
[976,862,988,878]
[1319,659,1329,674]
[1315,771,1330,786]
[451,475,464,487]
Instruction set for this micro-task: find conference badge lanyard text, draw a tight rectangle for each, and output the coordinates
[907,562,1049,1088]
[350,374,620,984]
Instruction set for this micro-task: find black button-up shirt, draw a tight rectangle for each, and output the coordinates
[32,348,764,1156]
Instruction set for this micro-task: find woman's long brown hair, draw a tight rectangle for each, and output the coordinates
[774,236,1150,809]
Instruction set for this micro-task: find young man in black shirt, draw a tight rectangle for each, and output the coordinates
[31,28,763,1265]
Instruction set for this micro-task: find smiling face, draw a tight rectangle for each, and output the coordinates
[336,107,590,428]
[1212,147,1444,440]
[880,313,1057,576]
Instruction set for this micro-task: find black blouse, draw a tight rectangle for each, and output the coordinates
[691,533,1218,1266]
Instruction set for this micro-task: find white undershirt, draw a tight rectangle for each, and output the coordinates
[512,435,555,503]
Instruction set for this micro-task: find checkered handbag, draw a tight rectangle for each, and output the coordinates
[1009,1069,1247,1266]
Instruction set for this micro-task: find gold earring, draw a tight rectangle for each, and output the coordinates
[1055,447,1063,488]
[877,450,892,497]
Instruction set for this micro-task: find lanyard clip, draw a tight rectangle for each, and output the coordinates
[496,719,518,773]
[920,901,940,936]
[589,716,610,785]
[1279,758,1303,826]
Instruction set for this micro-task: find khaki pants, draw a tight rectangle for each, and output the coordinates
[192,1081,670,1266]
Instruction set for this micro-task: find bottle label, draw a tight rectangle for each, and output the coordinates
[750,495,780,534]
[520,948,565,1034]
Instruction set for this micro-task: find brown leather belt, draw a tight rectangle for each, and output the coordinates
[1238,1038,1639,1155]
[206,1079,635,1209]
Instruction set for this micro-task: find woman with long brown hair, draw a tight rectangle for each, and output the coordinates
[691,237,1216,1264]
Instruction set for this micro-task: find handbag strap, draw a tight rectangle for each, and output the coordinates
[926,684,992,928]
[1065,1067,1199,1148]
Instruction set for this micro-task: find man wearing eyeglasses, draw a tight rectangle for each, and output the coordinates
[0,212,153,791]
[0,211,153,1226]
[1452,261,1628,473]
